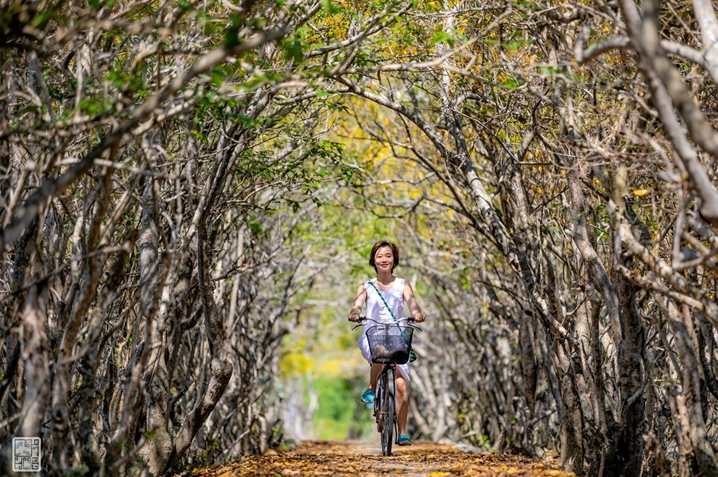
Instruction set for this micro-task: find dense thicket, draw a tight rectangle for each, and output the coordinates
[2,0,718,476]
[333,1,718,476]
[0,0,363,474]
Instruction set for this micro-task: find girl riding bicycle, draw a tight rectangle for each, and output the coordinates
[348,240,425,446]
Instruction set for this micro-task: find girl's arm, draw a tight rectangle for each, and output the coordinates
[348,283,367,322]
[403,282,425,322]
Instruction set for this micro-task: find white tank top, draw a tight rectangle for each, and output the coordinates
[365,278,405,323]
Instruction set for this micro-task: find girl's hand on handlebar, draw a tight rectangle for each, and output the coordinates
[412,313,426,323]
[348,312,362,323]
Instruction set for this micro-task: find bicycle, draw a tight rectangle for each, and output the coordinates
[353,316,422,456]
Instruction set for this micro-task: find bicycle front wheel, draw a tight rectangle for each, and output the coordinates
[381,367,395,456]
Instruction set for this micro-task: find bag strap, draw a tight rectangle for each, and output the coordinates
[366,280,398,321]
[366,280,411,346]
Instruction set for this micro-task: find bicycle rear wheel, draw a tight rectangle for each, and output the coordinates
[381,367,395,456]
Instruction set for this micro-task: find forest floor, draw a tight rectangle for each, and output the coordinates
[183,440,578,477]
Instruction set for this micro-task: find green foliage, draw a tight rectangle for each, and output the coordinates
[225,14,242,47]
[515,0,539,9]
[431,31,455,48]
[499,77,523,90]
[322,0,340,14]
[282,38,305,64]
[459,267,472,291]
[30,10,55,27]
[194,434,222,468]
[537,66,558,76]
[77,96,116,117]
[64,464,90,476]
[312,376,372,440]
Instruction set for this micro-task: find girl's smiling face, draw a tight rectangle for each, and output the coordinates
[374,246,394,273]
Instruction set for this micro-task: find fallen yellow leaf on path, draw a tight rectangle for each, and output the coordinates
[176,440,578,477]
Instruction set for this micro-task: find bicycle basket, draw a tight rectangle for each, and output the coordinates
[365,324,414,364]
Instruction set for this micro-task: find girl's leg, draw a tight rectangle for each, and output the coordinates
[395,375,408,435]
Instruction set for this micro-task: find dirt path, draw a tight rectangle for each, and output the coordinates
[187,441,578,477]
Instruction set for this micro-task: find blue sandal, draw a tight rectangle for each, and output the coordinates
[360,389,375,403]
[398,434,412,446]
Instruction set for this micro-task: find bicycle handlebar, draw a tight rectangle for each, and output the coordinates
[351,316,423,331]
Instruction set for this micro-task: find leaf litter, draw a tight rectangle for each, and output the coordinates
[179,440,578,477]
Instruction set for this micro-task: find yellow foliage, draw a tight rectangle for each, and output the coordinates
[280,352,314,377]
[632,189,650,197]
[317,358,345,377]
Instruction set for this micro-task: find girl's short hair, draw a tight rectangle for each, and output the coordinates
[369,241,400,272]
